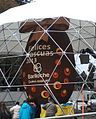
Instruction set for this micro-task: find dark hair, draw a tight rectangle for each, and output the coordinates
[32,97,39,105]
[0,102,9,113]
[0,102,12,118]
[16,101,19,105]
[27,98,34,103]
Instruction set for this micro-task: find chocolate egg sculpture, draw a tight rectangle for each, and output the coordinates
[20,17,76,104]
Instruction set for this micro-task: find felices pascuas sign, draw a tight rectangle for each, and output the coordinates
[20,17,76,104]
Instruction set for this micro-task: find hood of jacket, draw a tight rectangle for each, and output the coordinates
[21,102,31,109]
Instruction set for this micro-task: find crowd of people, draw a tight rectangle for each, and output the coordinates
[0,96,57,119]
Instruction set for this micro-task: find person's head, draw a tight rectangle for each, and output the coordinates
[0,102,8,112]
[48,97,54,103]
[31,96,39,105]
[26,98,34,104]
[16,101,19,105]
[27,98,34,103]
[27,97,36,106]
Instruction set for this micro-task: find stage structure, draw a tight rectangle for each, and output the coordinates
[0,0,96,117]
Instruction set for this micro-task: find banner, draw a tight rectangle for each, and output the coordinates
[21,18,76,104]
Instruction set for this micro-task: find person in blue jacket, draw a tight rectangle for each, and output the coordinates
[19,98,36,119]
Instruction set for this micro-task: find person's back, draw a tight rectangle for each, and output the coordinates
[0,102,12,119]
[43,97,57,117]
[19,99,36,119]
[32,97,41,118]
[35,104,41,118]
[10,102,21,119]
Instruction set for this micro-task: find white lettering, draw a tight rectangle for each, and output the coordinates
[28,73,50,79]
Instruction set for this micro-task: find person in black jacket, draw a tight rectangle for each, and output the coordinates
[32,97,41,118]
[0,102,12,119]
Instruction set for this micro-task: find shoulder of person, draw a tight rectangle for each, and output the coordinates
[10,106,15,111]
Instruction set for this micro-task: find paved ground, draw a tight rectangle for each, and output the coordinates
[77,115,96,119]
[36,114,96,119]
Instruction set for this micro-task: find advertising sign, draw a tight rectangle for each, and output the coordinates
[21,18,76,104]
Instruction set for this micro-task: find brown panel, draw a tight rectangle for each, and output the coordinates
[19,17,70,33]
[21,18,76,104]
